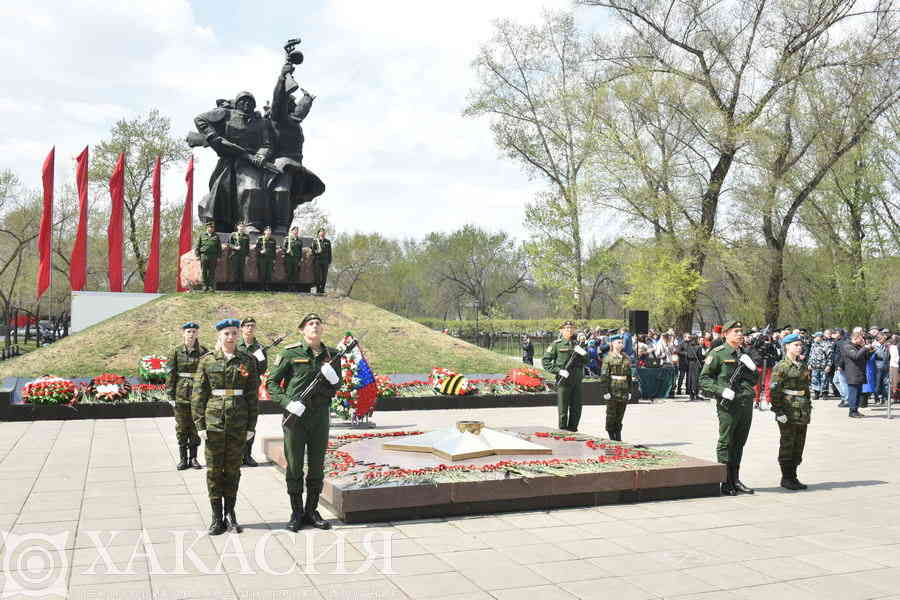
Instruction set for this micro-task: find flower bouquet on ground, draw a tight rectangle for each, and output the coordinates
[138,355,169,383]
[375,375,396,398]
[505,367,548,393]
[22,376,77,405]
[430,367,478,396]
[331,333,378,424]
[131,383,168,402]
[87,373,131,403]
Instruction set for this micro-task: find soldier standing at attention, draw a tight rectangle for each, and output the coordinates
[282,226,303,289]
[228,222,250,291]
[600,334,632,441]
[268,313,341,531]
[700,320,757,496]
[237,317,267,467]
[192,319,259,535]
[194,221,222,292]
[542,321,587,432]
[167,322,208,470]
[255,226,277,291]
[312,228,332,295]
[770,333,812,490]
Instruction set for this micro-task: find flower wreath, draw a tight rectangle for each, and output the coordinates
[22,376,77,406]
[430,367,477,396]
[138,355,169,383]
[88,373,131,402]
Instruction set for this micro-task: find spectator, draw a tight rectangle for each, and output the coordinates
[841,328,872,418]
[808,331,834,400]
[888,334,899,405]
[831,329,848,406]
[872,332,889,405]
[521,335,534,366]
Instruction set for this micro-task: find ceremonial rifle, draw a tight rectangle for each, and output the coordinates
[281,335,360,427]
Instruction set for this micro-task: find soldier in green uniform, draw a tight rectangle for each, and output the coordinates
[700,320,757,496]
[167,322,208,470]
[542,321,587,432]
[600,334,633,441]
[254,226,277,291]
[228,222,250,290]
[194,221,222,292]
[237,317,267,467]
[192,318,259,535]
[268,313,340,531]
[282,226,303,290]
[312,229,332,295]
[770,333,811,490]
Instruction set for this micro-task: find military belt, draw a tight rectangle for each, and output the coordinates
[783,389,806,397]
[178,373,195,378]
[211,389,244,397]
[611,375,628,381]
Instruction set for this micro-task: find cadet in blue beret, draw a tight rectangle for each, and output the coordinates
[769,333,811,490]
[167,322,208,470]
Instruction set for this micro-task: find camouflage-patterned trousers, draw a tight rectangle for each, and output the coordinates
[205,429,244,499]
[605,398,628,432]
[777,422,807,466]
[557,382,582,430]
[283,404,330,496]
[174,402,200,447]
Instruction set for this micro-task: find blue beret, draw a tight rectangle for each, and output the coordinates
[608,334,623,342]
[215,318,241,330]
[182,322,199,330]
[813,331,823,338]
[782,333,801,345]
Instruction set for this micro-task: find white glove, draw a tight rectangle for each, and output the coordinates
[286,400,305,418]
[721,388,735,401]
[558,369,569,379]
[739,354,757,370]
[246,431,255,440]
[776,414,788,423]
[573,346,587,356]
[198,430,208,441]
[603,393,611,400]
[321,363,339,385]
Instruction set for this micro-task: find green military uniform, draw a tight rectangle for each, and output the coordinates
[166,338,208,469]
[268,314,339,530]
[542,334,585,432]
[282,234,303,286]
[770,353,811,490]
[194,228,221,291]
[191,329,259,534]
[228,230,250,289]
[312,236,332,294]
[600,351,632,441]
[699,321,757,495]
[255,234,277,289]
[238,334,267,467]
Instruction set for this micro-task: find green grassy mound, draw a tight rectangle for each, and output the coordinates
[0,293,521,378]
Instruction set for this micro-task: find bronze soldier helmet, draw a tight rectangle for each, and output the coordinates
[234,91,256,111]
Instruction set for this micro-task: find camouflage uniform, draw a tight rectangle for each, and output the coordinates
[600,352,633,441]
[282,234,303,285]
[255,234,277,289]
[228,230,250,289]
[167,341,208,467]
[194,230,221,291]
[191,349,259,499]
[237,337,267,466]
[542,337,585,431]
[770,357,811,489]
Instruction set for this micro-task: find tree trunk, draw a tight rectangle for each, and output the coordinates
[764,243,785,326]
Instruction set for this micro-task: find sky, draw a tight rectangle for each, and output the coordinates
[0,0,613,240]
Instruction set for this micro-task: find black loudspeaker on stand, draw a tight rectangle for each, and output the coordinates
[627,310,649,334]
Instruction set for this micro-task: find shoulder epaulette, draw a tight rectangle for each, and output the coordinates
[283,341,304,349]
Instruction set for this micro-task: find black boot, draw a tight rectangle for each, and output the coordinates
[732,464,754,494]
[242,440,258,467]
[791,464,808,490]
[721,463,737,496]
[780,462,802,490]
[301,488,331,530]
[616,427,623,442]
[177,445,189,471]
[606,429,615,440]
[208,498,226,536]
[287,493,304,532]
[224,496,242,533]
[188,445,202,469]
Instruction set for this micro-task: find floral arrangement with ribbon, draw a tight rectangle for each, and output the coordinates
[331,334,378,423]
[429,367,477,396]
[22,376,77,406]
[505,367,547,392]
[138,355,169,383]
[87,373,131,402]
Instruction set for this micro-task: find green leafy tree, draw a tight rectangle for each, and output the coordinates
[622,245,705,330]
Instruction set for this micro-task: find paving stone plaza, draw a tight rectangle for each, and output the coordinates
[1,399,898,600]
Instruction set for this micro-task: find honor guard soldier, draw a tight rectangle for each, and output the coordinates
[228,223,250,290]
[700,320,757,496]
[268,313,341,531]
[312,229,332,295]
[238,317,267,467]
[255,226,277,290]
[167,322,208,470]
[192,318,260,535]
[282,226,303,288]
[600,334,632,441]
[542,321,587,432]
[195,221,222,292]
[770,333,811,490]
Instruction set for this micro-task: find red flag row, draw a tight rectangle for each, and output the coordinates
[36,148,195,298]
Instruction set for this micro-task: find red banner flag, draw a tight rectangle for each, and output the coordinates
[69,146,89,292]
[144,157,162,293]
[177,156,194,292]
[107,152,125,292]
[36,147,54,299]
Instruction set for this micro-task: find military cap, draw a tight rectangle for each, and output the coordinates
[298,313,323,329]
[182,322,199,330]
[608,334,624,342]
[240,317,256,326]
[813,331,823,337]
[215,318,241,330]
[722,320,743,332]
[560,320,576,329]
[782,333,801,345]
